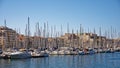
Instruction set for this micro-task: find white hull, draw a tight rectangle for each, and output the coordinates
[58,50,65,55]
[31,51,49,57]
[64,50,71,55]
[10,51,31,59]
[50,51,58,55]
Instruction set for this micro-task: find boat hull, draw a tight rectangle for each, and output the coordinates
[10,52,31,59]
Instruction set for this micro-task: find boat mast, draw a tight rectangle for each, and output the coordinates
[4,19,6,27]
[46,22,49,49]
[107,29,110,48]
[54,25,57,49]
[40,26,43,49]
[25,24,27,48]
[15,28,18,48]
[72,29,74,48]
[76,29,79,48]
[37,22,40,48]
[38,22,41,48]
[57,32,59,48]
[79,24,82,48]
[27,17,30,49]
[114,28,117,49]
[93,28,96,48]
[110,26,113,48]
[67,23,70,47]
[60,24,63,47]
[67,23,69,34]
[51,26,53,48]
[104,30,107,48]
[99,27,101,49]
[43,22,46,49]
[88,28,90,48]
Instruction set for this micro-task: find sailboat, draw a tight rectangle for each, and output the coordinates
[50,25,59,55]
[105,26,115,53]
[9,50,31,59]
[88,28,96,55]
[31,22,49,57]
[9,17,32,59]
[78,24,85,55]
[64,23,71,55]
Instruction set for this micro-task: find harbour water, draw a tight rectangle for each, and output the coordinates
[0,52,120,68]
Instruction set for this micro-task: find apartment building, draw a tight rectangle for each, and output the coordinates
[0,26,16,50]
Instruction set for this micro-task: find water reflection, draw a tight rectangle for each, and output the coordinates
[0,53,120,68]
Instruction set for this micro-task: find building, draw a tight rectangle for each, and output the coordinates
[0,26,16,50]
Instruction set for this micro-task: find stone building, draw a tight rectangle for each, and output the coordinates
[0,26,16,50]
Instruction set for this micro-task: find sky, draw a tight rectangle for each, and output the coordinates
[0,0,120,37]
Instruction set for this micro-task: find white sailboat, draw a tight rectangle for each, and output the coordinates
[31,50,49,58]
[9,50,31,59]
[31,22,49,58]
[50,50,58,55]
[9,17,32,59]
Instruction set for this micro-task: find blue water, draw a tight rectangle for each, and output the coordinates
[0,52,120,68]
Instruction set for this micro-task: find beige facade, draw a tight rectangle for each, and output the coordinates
[0,26,16,49]
[0,26,120,49]
[60,33,108,48]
